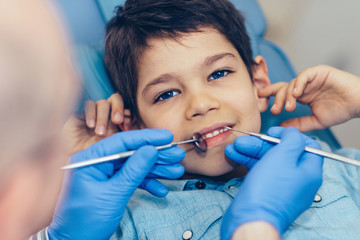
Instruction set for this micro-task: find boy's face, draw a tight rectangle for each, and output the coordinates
[135,27,270,176]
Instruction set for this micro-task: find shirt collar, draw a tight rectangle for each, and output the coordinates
[159,177,245,194]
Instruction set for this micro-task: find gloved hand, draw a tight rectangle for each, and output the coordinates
[48,129,185,240]
[221,127,323,240]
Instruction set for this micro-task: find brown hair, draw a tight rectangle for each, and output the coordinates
[105,0,255,118]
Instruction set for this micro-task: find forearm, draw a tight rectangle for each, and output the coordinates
[231,221,280,240]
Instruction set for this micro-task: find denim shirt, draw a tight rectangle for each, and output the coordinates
[111,141,360,240]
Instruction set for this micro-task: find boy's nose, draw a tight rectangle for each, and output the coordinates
[185,91,220,119]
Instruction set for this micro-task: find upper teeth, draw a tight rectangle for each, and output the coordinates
[204,126,229,139]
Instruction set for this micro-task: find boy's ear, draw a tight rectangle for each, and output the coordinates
[118,109,141,131]
[252,55,271,113]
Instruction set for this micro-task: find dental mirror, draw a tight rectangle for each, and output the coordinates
[192,132,207,153]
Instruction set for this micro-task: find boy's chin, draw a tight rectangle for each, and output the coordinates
[183,164,246,181]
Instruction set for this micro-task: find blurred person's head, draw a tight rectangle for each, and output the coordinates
[0,0,78,239]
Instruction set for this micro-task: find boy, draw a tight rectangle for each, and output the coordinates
[82,0,360,239]
[104,0,270,179]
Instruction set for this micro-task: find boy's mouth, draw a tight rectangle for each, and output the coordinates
[203,126,230,139]
[198,123,234,148]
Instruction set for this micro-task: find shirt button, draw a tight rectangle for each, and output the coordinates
[314,194,322,203]
[195,181,206,189]
[182,230,193,239]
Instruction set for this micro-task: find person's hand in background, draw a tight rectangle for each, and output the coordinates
[63,93,127,155]
[85,93,127,136]
[222,127,324,240]
[259,65,360,132]
[48,129,185,240]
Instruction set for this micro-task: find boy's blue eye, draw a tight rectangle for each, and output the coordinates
[209,70,231,80]
[154,90,180,103]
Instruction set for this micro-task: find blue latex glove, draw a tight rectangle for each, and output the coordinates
[48,129,185,240]
[221,127,323,240]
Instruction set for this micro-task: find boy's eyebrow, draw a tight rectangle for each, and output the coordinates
[142,73,175,97]
[203,52,236,66]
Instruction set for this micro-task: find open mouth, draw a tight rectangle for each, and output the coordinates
[203,126,230,139]
[198,124,234,148]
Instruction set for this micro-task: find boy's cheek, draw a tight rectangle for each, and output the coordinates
[138,110,184,135]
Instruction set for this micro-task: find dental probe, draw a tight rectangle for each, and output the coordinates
[62,139,198,170]
[226,127,360,168]
[62,133,207,170]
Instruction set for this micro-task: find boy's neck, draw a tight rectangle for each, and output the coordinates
[182,165,248,182]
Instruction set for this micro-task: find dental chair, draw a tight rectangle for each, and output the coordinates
[53,0,341,150]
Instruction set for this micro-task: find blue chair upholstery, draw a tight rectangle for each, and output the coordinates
[53,0,341,150]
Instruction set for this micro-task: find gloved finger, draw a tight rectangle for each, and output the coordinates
[278,127,306,149]
[121,129,174,149]
[270,127,305,165]
[299,139,324,171]
[95,161,124,179]
[267,126,285,138]
[300,135,323,168]
[147,163,185,179]
[225,144,258,169]
[299,154,323,184]
[303,135,321,149]
[157,146,186,164]
[268,126,318,148]
[139,178,169,197]
[296,138,324,195]
[78,145,185,180]
[109,145,158,200]
[233,136,274,159]
[71,129,173,162]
